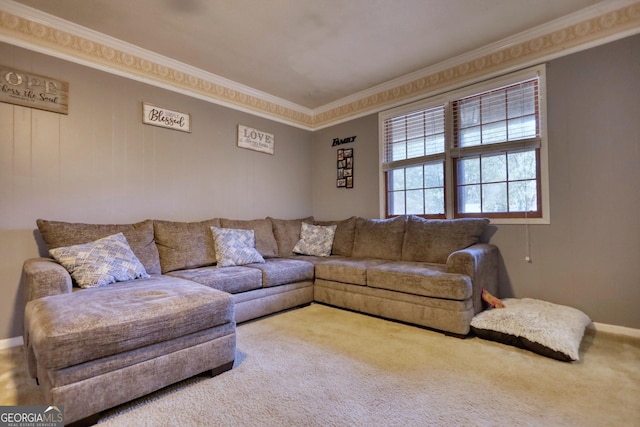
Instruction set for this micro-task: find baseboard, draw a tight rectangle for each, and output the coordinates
[589,322,640,340]
[0,323,637,349]
[0,336,24,350]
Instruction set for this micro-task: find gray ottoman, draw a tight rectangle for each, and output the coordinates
[24,276,236,425]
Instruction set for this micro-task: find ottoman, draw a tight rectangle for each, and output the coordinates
[24,276,236,425]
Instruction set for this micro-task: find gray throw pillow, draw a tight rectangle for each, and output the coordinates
[211,227,265,267]
[49,232,149,288]
[219,218,278,258]
[292,223,337,257]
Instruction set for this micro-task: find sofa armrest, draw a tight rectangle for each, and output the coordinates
[446,244,499,315]
[23,257,72,303]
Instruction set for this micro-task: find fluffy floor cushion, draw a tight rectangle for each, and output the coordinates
[471,298,591,362]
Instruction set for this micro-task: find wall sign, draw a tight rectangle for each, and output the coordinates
[237,125,275,155]
[142,102,191,133]
[0,65,69,114]
[337,148,354,188]
[332,135,356,146]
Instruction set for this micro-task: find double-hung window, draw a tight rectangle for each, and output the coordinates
[380,66,548,223]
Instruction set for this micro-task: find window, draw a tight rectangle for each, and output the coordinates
[384,105,446,217]
[380,66,548,223]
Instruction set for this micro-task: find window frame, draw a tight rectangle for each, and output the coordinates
[379,65,550,224]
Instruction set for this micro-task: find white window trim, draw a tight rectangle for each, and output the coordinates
[378,65,550,224]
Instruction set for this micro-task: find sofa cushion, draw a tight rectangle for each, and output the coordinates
[314,258,388,286]
[293,223,337,257]
[402,216,490,264]
[154,219,220,273]
[167,266,262,294]
[36,219,161,274]
[269,216,314,257]
[367,261,472,300]
[244,258,314,288]
[314,216,356,256]
[211,227,265,267]
[49,233,149,288]
[25,276,234,370]
[220,218,278,258]
[351,216,406,261]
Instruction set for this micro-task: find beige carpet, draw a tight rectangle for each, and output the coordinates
[2,304,639,426]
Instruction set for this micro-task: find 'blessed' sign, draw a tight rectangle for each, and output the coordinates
[142,103,191,133]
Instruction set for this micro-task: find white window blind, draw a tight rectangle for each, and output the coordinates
[382,104,445,170]
[452,78,540,156]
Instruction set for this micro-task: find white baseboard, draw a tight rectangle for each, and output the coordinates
[589,322,640,340]
[0,336,24,350]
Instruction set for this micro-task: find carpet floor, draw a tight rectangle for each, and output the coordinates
[2,303,639,426]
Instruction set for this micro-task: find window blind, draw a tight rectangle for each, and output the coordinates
[452,78,540,156]
[382,104,445,170]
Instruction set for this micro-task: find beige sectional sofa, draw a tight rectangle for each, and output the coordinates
[23,214,498,424]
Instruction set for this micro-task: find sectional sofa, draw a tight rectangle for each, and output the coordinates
[22,214,498,424]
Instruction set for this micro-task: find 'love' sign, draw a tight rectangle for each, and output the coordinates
[237,125,275,155]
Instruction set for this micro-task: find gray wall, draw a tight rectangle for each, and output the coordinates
[0,43,313,340]
[1,33,638,341]
[311,114,380,219]
[311,34,640,329]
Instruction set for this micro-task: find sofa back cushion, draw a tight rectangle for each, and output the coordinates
[36,219,161,274]
[351,216,406,261]
[269,217,314,257]
[219,218,279,258]
[402,216,490,264]
[154,219,220,273]
[314,216,357,257]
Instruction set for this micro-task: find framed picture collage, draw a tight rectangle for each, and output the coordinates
[337,148,353,188]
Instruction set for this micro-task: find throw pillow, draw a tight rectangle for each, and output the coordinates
[211,227,265,267]
[292,223,337,257]
[470,298,592,362]
[219,218,278,258]
[36,218,161,274]
[49,232,150,288]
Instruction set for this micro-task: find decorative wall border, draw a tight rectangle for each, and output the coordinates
[0,0,638,130]
[313,0,640,128]
[0,0,314,128]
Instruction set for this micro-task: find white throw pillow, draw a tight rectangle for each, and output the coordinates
[470,298,591,361]
[292,223,337,257]
[211,227,265,267]
[49,232,149,288]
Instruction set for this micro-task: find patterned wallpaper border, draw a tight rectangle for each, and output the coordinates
[1,1,639,130]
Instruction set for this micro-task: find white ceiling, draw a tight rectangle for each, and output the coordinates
[14,0,604,109]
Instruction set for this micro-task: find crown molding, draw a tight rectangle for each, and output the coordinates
[1,0,639,131]
[312,0,640,129]
[0,0,315,129]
